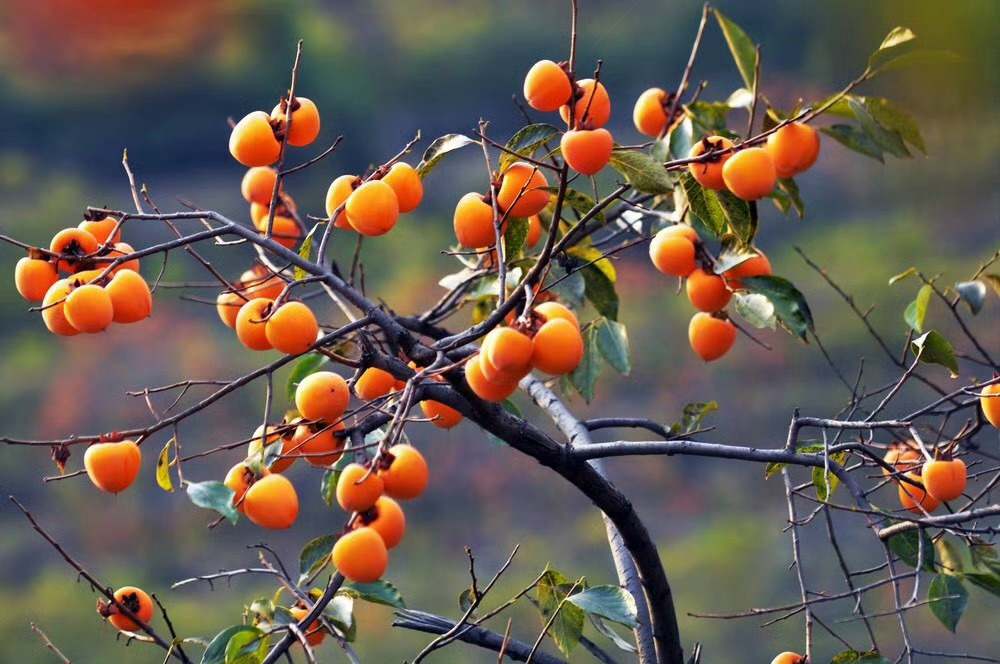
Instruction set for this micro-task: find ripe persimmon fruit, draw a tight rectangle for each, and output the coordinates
[64,283,114,333]
[50,228,99,273]
[235,297,275,351]
[531,318,584,375]
[687,136,734,191]
[14,257,58,302]
[216,290,245,329]
[355,367,397,402]
[295,371,349,421]
[633,87,669,137]
[106,269,152,324]
[686,267,732,313]
[561,128,614,175]
[79,215,121,246]
[724,250,772,290]
[41,279,80,336]
[454,192,498,249]
[378,444,428,501]
[355,495,406,549]
[497,162,550,219]
[688,312,737,361]
[881,442,921,479]
[721,147,777,201]
[981,382,1000,428]
[264,301,318,355]
[649,225,699,277]
[229,110,281,167]
[534,301,580,330]
[336,463,384,512]
[107,586,154,632]
[523,59,572,112]
[84,440,141,494]
[770,653,806,664]
[288,606,326,647]
[243,473,299,529]
[560,78,611,129]
[271,96,321,147]
[922,458,967,502]
[897,472,940,515]
[241,166,279,205]
[261,214,301,249]
[466,354,519,402]
[526,214,543,248]
[249,423,298,473]
[325,175,360,229]
[291,420,345,467]
[345,180,400,237]
[332,527,388,583]
[420,399,463,429]
[381,162,424,213]
[482,326,534,383]
[224,461,268,513]
[766,121,820,179]
[240,266,285,301]
[108,242,140,274]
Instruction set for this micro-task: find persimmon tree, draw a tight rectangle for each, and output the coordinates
[3,3,999,664]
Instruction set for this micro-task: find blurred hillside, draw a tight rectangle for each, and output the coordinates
[0,0,998,662]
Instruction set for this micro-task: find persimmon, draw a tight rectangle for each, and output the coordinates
[235,297,274,351]
[531,318,584,375]
[14,257,58,302]
[897,472,940,515]
[420,399,463,429]
[766,121,820,179]
[686,267,732,313]
[108,242,140,274]
[241,166,279,205]
[454,192,498,248]
[50,228,99,273]
[355,495,406,549]
[721,147,777,201]
[466,350,520,403]
[106,269,152,324]
[264,301,318,355]
[336,463,384,512]
[240,266,285,301]
[325,174,360,230]
[224,461,268,513]
[84,440,141,494]
[79,215,120,246]
[355,367,397,401]
[292,421,345,467]
[881,442,921,479]
[482,326,534,383]
[41,279,80,336]
[382,161,423,213]
[271,96,321,147]
[249,423,298,473]
[687,136,734,191]
[534,301,580,330]
[64,283,114,333]
[229,110,281,167]
[378,444,428,500]
[688,312,737,361]
[770,653,806,664]
[295,371,350,421]
[561,128,614,175]
[981,382,1000,428]
[633,87,669,137]
[346,180,400,237]
[331,527,388,583]
[288,606,326,647]
[526,214,543,248]
[497,162,550,218]
[559,78,611,129]
[244,473,299,529]
[216,290,245,329]
[649,226,698,277]
[922,458,967,502]
[523,59,572,112]
[724,250,772,289]
[261,214,301,249]
[107,586,154,632]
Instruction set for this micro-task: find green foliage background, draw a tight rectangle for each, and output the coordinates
[0,0,997,662]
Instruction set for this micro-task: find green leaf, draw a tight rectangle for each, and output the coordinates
[830,651,891,664]
[848,98,910,158]
[536,570,585,657]
[156,437,174,493]
[502,217,529,260]
[741,276,814,341]
[685,102,733,135]
[863,97,926,155]
[955,281,986,315]
[678,172,753,243]
[186,481,238,524]
[201,626,260,664]
[764,442,823,479]
[666,116,693,160]
[416,134,480,178]
[962,571,1000,598]
[812,452,846,501]
[542,264,586,309]
[285,353,328,402]
[570,324,601,402]
[935,537,966,576]
[293,226,317,282]
[321,452,354,507]
[734,292,777,330]
[868,27,916,71]
[774,178,804,218]
[713,241,759,274]
[904,284,932,333]
[712,9,758,90]
[298,535,336,582]
[873,49,961,75]
[887,528,936,572]
[500,124,561,171]
[821,125,884,162]
[566,586,638,628]
[588,614,637,653]
[322,594,356,641]
[928,574,968,632]
[339,580,406,608]
[608,149,672,194]
[224,627,266,664]
[889,267,918,285]
[595,318,630,375]
[580,263,619,321]
[911,330,959,378]
[679,401,718,434]
[458,587,475,613]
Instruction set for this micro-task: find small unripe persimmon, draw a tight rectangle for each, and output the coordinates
[295,372,349,421]
[243,473,299,529]
[687,136,734,191]
[724,251,772,290]
[649,226,698,277]
[922,458,967,502]
[686,268,732,313]
[766,122,820,179]
[355,367,397,402]
[382,162,423,213]
[332,527,388,583]
[633,87,669,137]
[241,166,279,205]
[378,444,428,500]
[229,110,281,167]
[64,283,114,333]
[84,440,141,494]
[722,147,777,201]
[107,586,154,632]
[420,399,463,429]
[325,175,360,229]
[15,257,58,302]
[41,279,80,336]
[560,78,611,129]
[465,354,519,402]
[264,301,318,355]
[50,228,99,274]
[271,96,320,147]
[523,59,572,112]
[355,495,406,549]
[346,180,400,237]
[454,192,498,248]
[336,463,384,512]
[688,312,737,361]
[497,162,550,219]
[235,297,275,351]
[531,318,584,375]
[561,128,614,175]
[980,382,1000,428]
[106,270,152,324]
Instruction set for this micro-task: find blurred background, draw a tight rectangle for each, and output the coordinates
[0,0,998,662]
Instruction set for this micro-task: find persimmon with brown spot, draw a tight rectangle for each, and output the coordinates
[688,312,737,361]
[14,257,58,302]
[229,110,281,167]
[243,473,299,529]
[106,586,154,632]
[84,440,141,494]
[378,444,428,500]
[523,59,572,112]
[331,527,388,583]
[295,371,349,421]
